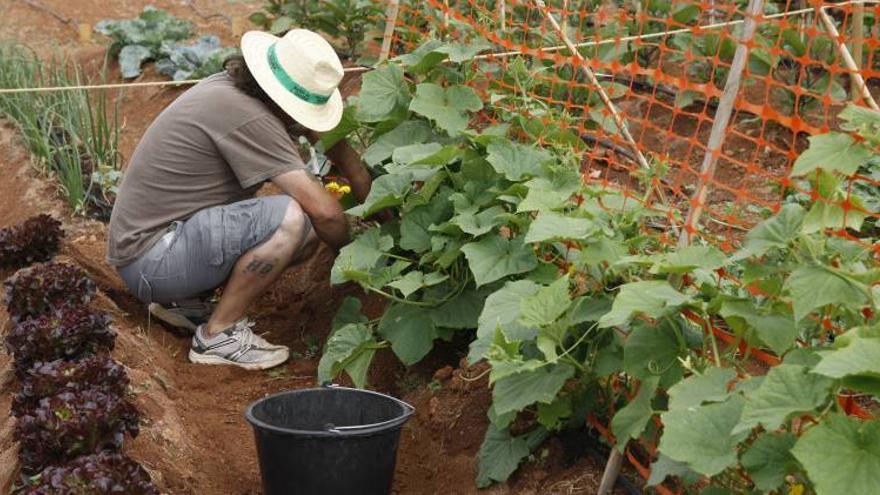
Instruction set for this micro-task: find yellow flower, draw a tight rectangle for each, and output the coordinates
[325,181,341,193]
[339,185,351,194]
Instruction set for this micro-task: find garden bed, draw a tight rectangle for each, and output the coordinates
[0,73,620,495]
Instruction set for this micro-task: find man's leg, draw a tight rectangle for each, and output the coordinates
[204,198,317,335]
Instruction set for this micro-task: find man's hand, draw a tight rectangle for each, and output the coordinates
[311,132,395,225]
[271,170,350,250]
[317,133,373,204]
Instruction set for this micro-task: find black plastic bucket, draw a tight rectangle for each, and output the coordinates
[245,386,415,495]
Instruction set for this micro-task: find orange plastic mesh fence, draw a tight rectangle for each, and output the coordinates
[375,0,879,490]
[386,0,879,252]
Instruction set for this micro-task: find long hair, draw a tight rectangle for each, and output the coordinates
[223,54,308,137]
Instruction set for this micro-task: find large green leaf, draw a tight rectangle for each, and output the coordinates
[737,204,805,258]
[486,139,554,181]
[377,303,437,365]
[740,432,798,492]
[647,454,701,487]
[658,395,747,476]
[451,205,506,237]
[356,64,410,122]
[524,212,595,244]
[516,178,574,212]
[839,103,880,132]
[436,40,491,62]
[350,173,414,218]
[390,142,445,167]
[469,280,540,362]
[461,236,538,287]
[394,39,489,72]
[519,276,571,327]
[331,296,367,331]
[813,336,880,395]
[362,120,434,166]
[599,281,692,328]
[667,367,736,411]
[802,195,868,234]
[317,323,376,388]
[733,364,834,435]
[393,39,447,73]
[610,377,659,451]
[387,270,448,298]
[792,414,880,495]
[719,299,798,355]
[580,238,628,267]
[399,199,452,253]
[330,228,393,284]
[429,288,486,329]
[408,83,482,135]
[476,425,547,488]
[492,363,575,415]
[623,320,685,385]
[650,245,726,274]
[319,105,358,150]
[790,132,872,177]
[784,265,869,322]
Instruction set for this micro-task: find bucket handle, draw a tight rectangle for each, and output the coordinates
[322,383,416,434]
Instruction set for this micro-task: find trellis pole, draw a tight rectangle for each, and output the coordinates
[816,5,880,111]
[677,0,765,247]
[499,0,506,28]
[851,2,864,103]
[378,0,401,63]
[532,0,674,215]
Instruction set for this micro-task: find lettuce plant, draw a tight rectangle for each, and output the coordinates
[0,215,63,269]
[12,354,128,417]
[5,305,115,376]
[15,388,140,473]
[16,451,159,495]
[3,262,96,322]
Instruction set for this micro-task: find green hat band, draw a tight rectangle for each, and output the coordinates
[267,43,332,105]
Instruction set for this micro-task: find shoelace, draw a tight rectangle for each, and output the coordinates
[233,319,277,349]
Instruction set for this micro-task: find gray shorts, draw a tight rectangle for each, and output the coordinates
[118,195,292,304]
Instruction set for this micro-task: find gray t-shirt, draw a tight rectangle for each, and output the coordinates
[107,73,305,266]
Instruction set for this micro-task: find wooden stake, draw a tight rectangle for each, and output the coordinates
[817,5,878,111]
[850,2,864,103]
[499,0,506,28]
[597,449,624,495]
[378,0,401,63]
[677,0,765,247]
[77,23,92,43]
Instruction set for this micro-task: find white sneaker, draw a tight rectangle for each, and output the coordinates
[188,319,289,370]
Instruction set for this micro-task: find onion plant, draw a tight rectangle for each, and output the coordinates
[0,42,121,217]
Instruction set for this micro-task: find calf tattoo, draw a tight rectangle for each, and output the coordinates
[245,257,276,277]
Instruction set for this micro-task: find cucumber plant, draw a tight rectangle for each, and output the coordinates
[318,36,880,492]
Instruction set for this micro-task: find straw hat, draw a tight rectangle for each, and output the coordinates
[241,29,344,132]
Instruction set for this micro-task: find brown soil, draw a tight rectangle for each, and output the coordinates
[0,2,617,493]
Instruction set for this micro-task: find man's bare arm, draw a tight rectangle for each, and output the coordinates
[324,139,372,202]
[307,131,372,202]
[271,170,350,250]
